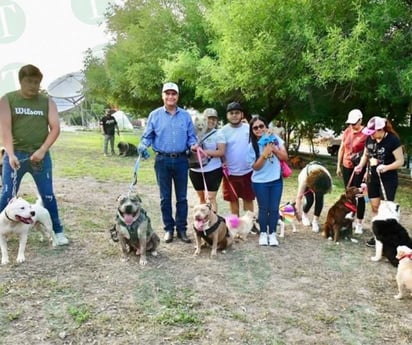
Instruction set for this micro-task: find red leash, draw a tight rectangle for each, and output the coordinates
[222,166,238,199]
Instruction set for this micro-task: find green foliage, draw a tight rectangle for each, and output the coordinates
[82,0,412,134]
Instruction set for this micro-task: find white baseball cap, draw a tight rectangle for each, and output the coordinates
[345,109,363,124]
[162,82,179,93]
[362,116,387,136]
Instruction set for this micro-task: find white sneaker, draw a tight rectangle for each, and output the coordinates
[56,233,69,246]
[312,221,319,233]
[259,232,268,246]
[302,213,311,226]
[268,233,279,246]
[354,224,363,235]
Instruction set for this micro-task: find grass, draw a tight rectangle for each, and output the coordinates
[1,130,412,345]
[50,131,412,207]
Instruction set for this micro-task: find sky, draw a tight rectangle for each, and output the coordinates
[0,0,118,96]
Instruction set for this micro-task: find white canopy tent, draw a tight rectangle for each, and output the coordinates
[112,110,133,130]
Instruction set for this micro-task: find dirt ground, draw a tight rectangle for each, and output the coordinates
[1,176,412,345]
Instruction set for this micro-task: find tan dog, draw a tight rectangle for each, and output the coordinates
[226,211,255,240]
[192,204,233,257]
[394,245,412,299]
[114,194,160,266]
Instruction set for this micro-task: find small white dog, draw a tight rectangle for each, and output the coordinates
[31,197,58,247]
[0,197,35,265]
[0,196,57,265]
[226,211,255,240]
[394,245,412,300]
[189,109,207,139]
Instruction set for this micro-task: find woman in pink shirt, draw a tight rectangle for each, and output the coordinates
[336,109,368,234]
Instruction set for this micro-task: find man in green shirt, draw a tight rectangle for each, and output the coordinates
[0,64,69,246]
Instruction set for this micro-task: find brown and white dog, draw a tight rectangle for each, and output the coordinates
[394,245,412,299]
[114,194,160,265]
[323,186,363,243]
[0,197,35,265]
[192,204,233,258]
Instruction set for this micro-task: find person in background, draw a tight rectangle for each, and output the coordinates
[220,102,256,217]
[336,109,367,234]
[139,82,198,244]
[189,108,225,212]
[0,64,69,245]
[269,120,286,140]
[354,116,404,247]
[247,116,288,246]
[295,162,333,233]
[100,109,120,156]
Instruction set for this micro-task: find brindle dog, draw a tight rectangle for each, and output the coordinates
[114,194,160,265]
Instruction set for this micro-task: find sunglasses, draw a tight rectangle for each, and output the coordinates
[252,124,265,131]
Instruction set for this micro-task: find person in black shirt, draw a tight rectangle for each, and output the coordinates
[100,109,120,156]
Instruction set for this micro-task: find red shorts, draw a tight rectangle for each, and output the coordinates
[222,171,255,202]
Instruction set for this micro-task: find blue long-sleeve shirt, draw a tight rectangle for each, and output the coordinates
[141,106,198,153]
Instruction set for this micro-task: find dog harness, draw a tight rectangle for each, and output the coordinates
[343,201,357,213]
[115,209,150,242]
[194,215,229,246]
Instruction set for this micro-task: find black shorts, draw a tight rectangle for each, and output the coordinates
[189,167,223,192]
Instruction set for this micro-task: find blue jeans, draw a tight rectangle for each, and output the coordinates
[252,178,283,234]
[154,155,189,234]
[0,151,63,234]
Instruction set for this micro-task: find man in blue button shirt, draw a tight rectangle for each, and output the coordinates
[139,82,198,243]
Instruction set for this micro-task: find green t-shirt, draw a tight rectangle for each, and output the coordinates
[7,91,49,152]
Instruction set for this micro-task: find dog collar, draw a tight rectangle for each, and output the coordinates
[4,210,16,222]
[398,253,412,261]
[344,201,357,213]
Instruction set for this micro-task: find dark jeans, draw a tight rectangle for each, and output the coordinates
[154,154,189,234]
[252,178,283,234]
[0,151,63,233]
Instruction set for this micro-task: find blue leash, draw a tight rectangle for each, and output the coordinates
[128,155,141,195]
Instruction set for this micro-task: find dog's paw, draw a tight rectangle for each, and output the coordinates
[371,256,381,262]
[394,294,403,300]
[193,249,201,256]
[278,233,284,238]
[121,256,129,262]
[16,255,25,263]
[350,238,359,243]
[151,250,158,257]
[1,258,9,265]
[139,258,148,266]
